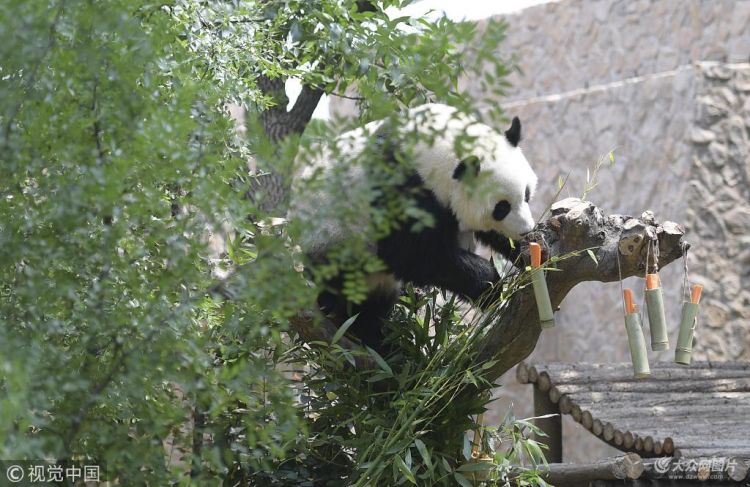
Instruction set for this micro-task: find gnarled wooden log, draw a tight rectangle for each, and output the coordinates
[286,198,688,381]
[476,198,686,381]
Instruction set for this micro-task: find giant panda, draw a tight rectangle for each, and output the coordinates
[289,103,538,351]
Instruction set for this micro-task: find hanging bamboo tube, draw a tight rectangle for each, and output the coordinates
[675,284,703,365]
[623,289,650,379]
[644,273,669,351]
[529,242,555,328]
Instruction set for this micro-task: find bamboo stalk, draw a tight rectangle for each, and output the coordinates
[624,307,651,379]
[675,296,700,365]
[529,243,555,328]
[645,273,669,351]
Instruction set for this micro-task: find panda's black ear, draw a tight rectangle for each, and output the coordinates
[505,116,522,147]
[453,155,481,180]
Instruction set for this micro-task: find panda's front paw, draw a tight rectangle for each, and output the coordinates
[475,230,523,263]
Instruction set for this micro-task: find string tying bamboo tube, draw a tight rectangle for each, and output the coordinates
[645,273,669,351]
[623,289,650,378]
[675,284,703,365]
[529,242,555,328]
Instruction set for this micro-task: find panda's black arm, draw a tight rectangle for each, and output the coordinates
[379,235,501,306]
[431,249,501,304]
[475,230,522,262]
[376,185,502,306]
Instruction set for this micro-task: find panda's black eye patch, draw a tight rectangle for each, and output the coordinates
[452,156,481,180]
[492,200,511,221]
[525,186,531,203]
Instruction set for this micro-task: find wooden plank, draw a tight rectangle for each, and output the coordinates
[546,377,750,394]
[536,367,750,385]
[520,362,750,461]
[564,390,750,407]
[532,361,750,376]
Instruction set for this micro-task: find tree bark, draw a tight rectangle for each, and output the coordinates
[249,76,324,211]
[285,198,688,381]
[476,198,686,382]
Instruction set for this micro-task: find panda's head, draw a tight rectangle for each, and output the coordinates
[411,106,538,240]
[449,116,538,239]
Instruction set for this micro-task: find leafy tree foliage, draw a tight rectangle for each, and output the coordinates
[1,0,546,484]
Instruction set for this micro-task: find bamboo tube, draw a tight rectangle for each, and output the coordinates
[644,273,669,351]
[624,289,650,378]
[529,243,555,328]
[675,284,703,365]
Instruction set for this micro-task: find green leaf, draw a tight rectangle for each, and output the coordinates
[586,249,598,265]
[454,472,474,487]
[394,454,417,485]
[331,313,359,345]
[365,346,393,377]
[414,439,433,471]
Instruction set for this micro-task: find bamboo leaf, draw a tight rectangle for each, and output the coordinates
[414,439,433,471]
[394,454,417,485]
[586,249,598,265]
[331,313,359,345]
[454,472,474,487]
[365,346,393,376]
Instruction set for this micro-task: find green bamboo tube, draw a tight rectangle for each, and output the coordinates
[675,302,699,365]
[645,288,669,351]
[531,267,555,328]
[625,312,650,379]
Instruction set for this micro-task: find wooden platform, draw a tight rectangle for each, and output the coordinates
[516,361,750,460]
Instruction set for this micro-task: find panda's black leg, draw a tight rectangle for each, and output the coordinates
[349,287,400,354]
[318,287,398,354]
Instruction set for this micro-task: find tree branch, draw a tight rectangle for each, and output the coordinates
[250,0,377,211]
[284,198,688,380]
[251,69,323,213]
[478,198,687,382]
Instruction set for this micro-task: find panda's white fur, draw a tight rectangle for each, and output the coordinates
[399,104,537,238]
[292,104,537,256]
[289,103,539,351]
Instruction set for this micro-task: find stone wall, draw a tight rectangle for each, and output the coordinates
[687,64,750,362]
[463,0,750,463]
[476,0,750,102]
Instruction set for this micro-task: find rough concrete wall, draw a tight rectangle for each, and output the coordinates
[687,63,750,362]
[464,0,750,463]
[478,0,750,102]
[487,63,699,464]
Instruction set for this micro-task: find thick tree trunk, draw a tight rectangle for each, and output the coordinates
[249,75,324,211]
